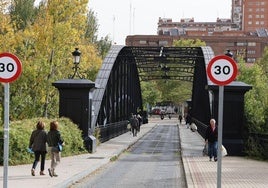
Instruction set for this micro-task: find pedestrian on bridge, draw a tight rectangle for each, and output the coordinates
[137,114,142,132]
[205,119,218,162]
[129,114,138,137]
[178,114,183,124]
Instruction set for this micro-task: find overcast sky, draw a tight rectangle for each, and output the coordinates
[89,0,232,45]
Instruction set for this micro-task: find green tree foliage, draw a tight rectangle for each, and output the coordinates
[9,0,38,30]
[140,81,162,109]
[96,36,112,59]
[85,9,99,43]
[257,46,268,75]
[0,117,86,165]
[173,38,206,47]
[0,0,103,120]
[237,58,268,133]
[85,10,112,59]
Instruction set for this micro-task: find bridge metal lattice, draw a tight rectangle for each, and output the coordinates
[92,45,214,141]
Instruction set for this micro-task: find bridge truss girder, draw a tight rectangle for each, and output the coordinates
[92,45,214,134]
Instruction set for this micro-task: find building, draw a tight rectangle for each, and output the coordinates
[242,0,268,32]
[126,0,268,64]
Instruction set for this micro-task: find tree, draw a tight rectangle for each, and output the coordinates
[85,9,112,59]
[141,81,162,110]
[9,0,37,30]
[85,9,98,43]
[0,0,102,120]
[237,57,268,133]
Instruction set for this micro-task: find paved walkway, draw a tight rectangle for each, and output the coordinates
[1,119,268,188]
[180,123,268,188]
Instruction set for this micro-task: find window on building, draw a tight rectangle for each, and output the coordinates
[237,42,247,46]
[248,42,256,46]
[248,21,252,25]
[247,58,256,63]
[148,41,158,46]
[139,40,147,45]
[247,50,256,55]
[159,41,168,46]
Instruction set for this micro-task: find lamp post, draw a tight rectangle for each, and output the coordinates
[69,48,85,79]
[225,49,233,58]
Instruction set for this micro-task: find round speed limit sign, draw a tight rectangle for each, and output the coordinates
[207,55,237,86]
[0,52,22,83]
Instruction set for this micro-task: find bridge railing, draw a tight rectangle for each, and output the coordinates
[99,120,129,143]
[192,118,268,159]
[191,117,208,138]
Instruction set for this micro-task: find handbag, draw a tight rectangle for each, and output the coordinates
[57,143,63,152]
[221,145,228,156]
[27,147,34,154]
[203,143,208,156]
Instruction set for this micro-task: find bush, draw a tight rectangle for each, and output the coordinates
[0,117,87,166]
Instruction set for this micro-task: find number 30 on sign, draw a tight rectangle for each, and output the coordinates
[207,55,237,86]
[0,52,22,83]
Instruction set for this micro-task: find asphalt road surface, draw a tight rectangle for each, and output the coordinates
[71,119,186,188]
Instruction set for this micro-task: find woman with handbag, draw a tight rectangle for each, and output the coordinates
[47,121,64,177]
[29,121,47,176]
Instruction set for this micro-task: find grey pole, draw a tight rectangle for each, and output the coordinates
[3,83,10,188]
[217,86,224,188]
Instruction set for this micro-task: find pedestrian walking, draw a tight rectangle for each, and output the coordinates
[178,114,183,124]
[129,114,138,137]
[29,121,47,176]
[137,114,142,132]
[205,118,218,162]
[47,121,64,177]
[185,113,191,128]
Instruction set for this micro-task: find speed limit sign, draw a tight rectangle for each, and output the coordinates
[207,55,237,86]
[0,52,22,83]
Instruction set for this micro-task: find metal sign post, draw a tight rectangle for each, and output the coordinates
[3,83,10,188]
[0,52,22,188]
[217,86,224,188]
[206,55,237,188]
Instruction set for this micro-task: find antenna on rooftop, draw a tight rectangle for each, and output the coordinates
[129,1,132,35]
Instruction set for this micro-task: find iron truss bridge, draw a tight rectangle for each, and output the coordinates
[92,45,214,142]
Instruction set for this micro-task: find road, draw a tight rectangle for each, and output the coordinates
[70,119,186,188]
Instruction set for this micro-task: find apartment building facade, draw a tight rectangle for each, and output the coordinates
[126,0,268,63]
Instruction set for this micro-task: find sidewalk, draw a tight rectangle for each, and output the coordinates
[0,122,157,188]
[1,119,268,188]
[179,123,268,188]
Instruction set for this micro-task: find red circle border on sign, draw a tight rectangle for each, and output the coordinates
[207,55,238,86]
[0,52,22,83]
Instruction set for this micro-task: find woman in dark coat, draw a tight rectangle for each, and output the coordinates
[47,121,64,177]
[29,121,47,176]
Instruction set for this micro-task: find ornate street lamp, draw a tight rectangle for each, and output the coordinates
[225,49,233,58]
[69,48,85,79]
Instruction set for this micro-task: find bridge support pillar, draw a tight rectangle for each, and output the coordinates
[52,79,96,153]
[207,81,252,156]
